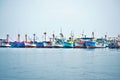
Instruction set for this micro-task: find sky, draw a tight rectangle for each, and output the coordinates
[0,0,120,41]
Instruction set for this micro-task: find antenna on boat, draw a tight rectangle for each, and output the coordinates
[105,35,107,40]
[60,27,64,39]
[82,29,84,38]
[70,31,74,41]
[105,32,107,40]
[36,36,39,42]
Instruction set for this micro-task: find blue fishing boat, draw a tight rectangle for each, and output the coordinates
[63,42,74,48]
[10,42,25,48]
[108,36,120,48]
[36,42,44,48]
[80,38,96,48]
[63,37,74,48]
[84,41,95,48]
[108,42,120,48]
[63,32,74,48]
[10,34,25,48]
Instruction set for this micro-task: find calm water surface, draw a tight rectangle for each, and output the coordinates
[0,48,120,80]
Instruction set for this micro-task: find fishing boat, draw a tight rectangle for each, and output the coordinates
[25,41,36,48]
[80,32,107,48]
[63,37,74,48]
[42,32,52,48]
[24,34,44,48]
[80,38,95,48]
[94,38,107,48]
[74,38,85,48]
[52,38,63,48]
[108,36,120,48]
[10,41,25,48]
[43,41,52,48]
[108,42,119,48]
[1,42,11,47]
[10,34,25,48]
[63,42,74,48]
[108,40,120,48]
[36,42,44,48]
[0,39,11,47]
[63,32,74,48]
[74,42,84,48]
[84,41,95,48]
[0,34,11,47]
[52,33,64,48]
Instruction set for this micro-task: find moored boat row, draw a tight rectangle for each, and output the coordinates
[0,32,120,48]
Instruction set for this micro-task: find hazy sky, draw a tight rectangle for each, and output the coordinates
[0,0,120,41]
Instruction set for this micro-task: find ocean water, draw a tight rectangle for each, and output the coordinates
[0,48,120,80]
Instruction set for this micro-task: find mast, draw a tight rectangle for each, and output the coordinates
[70,31,74,41]
[44,32,46,42]
[92,32,94,38]
[6,34,9,43]
[18,34,20,42]
[33,34,36,43]
[104,32,107,40]
[60,27,64,40]
[105,35,107,40]
[52,33,55,42]
[25,34,27,43]
[82,29,84,38]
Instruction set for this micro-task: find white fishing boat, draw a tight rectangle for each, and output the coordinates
[25,42,36,48]
[43,41,52,48]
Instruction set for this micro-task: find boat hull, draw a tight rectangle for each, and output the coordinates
[74,42,85,48]
[84,41,95,48]
[36,42,44,48]
[0,42,11,48]
[108,42,120,48]
[10,42,25,48]
[63,42,74,48]
[25,43,36,48]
